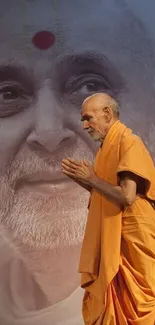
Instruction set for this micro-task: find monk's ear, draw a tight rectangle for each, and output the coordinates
[102,107,112,123]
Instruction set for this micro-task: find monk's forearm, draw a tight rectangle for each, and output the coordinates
[89,176,128,206]
[72,179,92,192]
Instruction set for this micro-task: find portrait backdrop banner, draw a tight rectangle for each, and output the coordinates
[0,1,155,324]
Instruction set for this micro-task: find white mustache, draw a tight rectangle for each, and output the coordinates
[7,144,94,188]
[88,128,94,133]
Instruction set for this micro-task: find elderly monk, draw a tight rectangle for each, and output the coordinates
[62,92,155,325]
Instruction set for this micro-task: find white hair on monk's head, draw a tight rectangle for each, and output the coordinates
[82,92,120,118]
[82,94,96,105]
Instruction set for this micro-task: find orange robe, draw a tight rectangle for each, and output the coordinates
[79,120,155,325]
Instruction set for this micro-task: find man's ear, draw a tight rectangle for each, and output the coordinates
[102,106,112,123]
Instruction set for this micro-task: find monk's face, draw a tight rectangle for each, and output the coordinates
[81,96,111,142]
[0,0,155,263]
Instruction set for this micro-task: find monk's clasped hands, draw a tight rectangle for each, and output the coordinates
[61,158,96,185]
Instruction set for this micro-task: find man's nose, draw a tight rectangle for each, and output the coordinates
[83,121,89,129]
[27,86,75,152]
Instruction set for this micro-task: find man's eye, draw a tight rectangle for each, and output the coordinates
[77,81,103,94]
[65,74,112,97]
[0,85,32,118]
[0,86,22,102]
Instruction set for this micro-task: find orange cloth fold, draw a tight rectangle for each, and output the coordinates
[78,121,155,324]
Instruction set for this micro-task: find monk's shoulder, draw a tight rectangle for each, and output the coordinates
[120,130,136,149]
[132,134,148,150]
[132,134,143,142]
[120,130,146,157]
[122,128,144,143]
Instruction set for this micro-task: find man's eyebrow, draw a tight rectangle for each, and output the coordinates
[81,114,91,121]
[57,51,125,94]
[0,64,33,89]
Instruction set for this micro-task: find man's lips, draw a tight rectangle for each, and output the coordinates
[16,170,77,195]
[26,170,69,183]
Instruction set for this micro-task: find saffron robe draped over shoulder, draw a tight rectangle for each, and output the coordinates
[78,120,155,325]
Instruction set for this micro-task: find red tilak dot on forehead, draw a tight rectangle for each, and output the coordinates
[32,31,55,50]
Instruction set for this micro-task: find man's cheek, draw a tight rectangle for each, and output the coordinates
[0,121,29,172]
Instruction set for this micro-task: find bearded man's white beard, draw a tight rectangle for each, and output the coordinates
[0,139,94,251]
[0,179,88,250]
[0,174,89,307]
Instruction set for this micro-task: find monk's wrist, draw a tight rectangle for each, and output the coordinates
[89,174,100,187]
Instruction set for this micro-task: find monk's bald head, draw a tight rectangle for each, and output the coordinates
[82,93,120,118]
[81,93,120,142]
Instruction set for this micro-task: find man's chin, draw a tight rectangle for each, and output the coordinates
[91,135,102,142]
[1,183,89,250]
